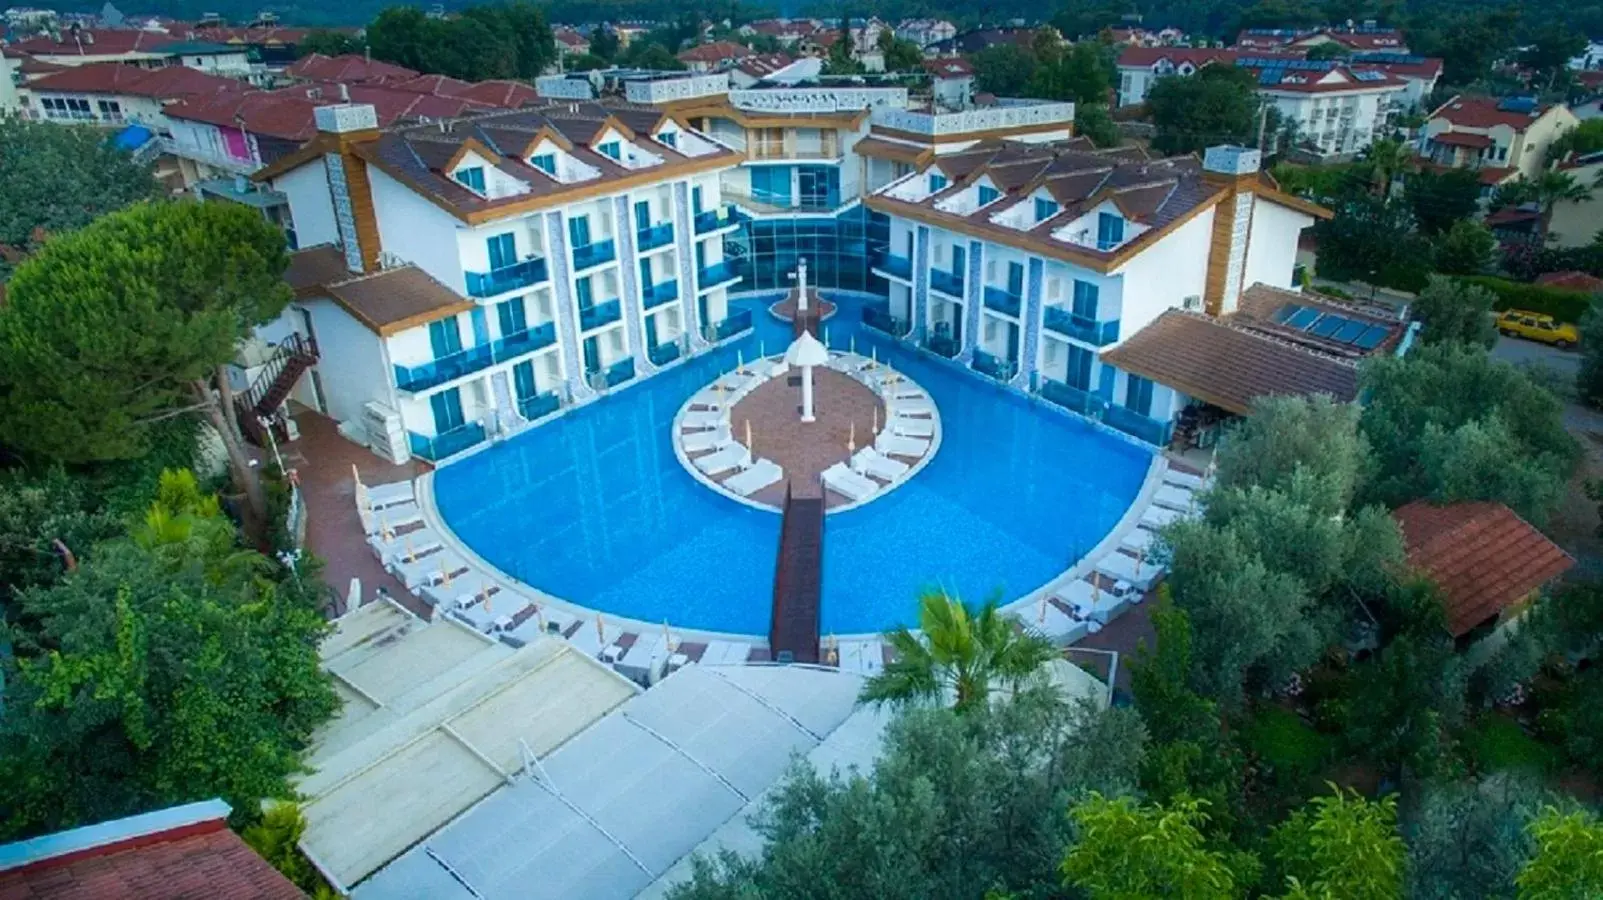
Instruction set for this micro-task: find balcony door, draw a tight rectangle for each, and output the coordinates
[1066,344,1093,391]
[487,233,515,271]
[568,215,590,249]
[430,388,465,433]
[1007,261,1024,297]
[582,335,601,374]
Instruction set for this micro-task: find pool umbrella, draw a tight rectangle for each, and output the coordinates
[534,602,545,631]
[785,329,829,424]
[745,419,754,455]
[848,421,856,453]
[596,614,606,644]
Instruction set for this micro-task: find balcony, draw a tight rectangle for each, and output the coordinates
[579,298,622,331]
[1040,378,1106,417]
[642,280,679,310]
[517,391,561,422]
[872,251,912,281]
[1103,403,1172,447]
[636,222,674,252]
[1043,306,1120,346]
[465,258,548,299]
[648,341,682,366]
[925,333,959,358]
[491,321,558,362]
[408,422,486,461]
[393,344,494,393]
[698,261,739,291]
[862,303,909,337]
[930,268,964,298]
[983,285,1022,318]
[693,205,745,234]
[572,239,616,272]
[972,349,1015,382]
[604,357,636,387]
[709,309,753,342]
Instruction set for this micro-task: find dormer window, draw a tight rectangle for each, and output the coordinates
[530,153,556,176]
[598,141,622,161]
[455,166,486,192]
[1097,212,1125,250]
[929,173,948,193]
[657,131,677,149]
[1034,197,1059,221]
[977,185,1000,206]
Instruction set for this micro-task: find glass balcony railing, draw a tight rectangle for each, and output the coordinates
[972,349,1016,382]
[709,309,753,342]
[464,258,548,298]
[983,285,1022,317]
[926,333,959,359]
[1043,306,1120,346]
[578,298,622,331]
[872,252,912,280]
[930,268,964,298]
[572,239,616,271]
[636,222,674,252]
[648,341,681,366]
[862,303,909,337]
[517,391,561,422]
[393,344,493,393]
[604,357,636,387]
[408,422,486,461]
[491,321,557,362]
[1040,377,1107,417]
[1103,403,1172,447]
[698,261,738,290]
[693,204,744,234]
[642,279,679,310]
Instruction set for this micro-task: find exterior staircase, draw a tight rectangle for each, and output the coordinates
[235,333,318,445]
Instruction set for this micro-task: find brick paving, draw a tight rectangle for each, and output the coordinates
[768,289,836,324]
[720,365,887,509]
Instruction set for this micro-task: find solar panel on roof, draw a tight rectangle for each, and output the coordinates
[1334,319,1369,343]
[1311,315,1348,338]
[1286,307,1321,330]
[1497,97,1537,113]
[1355,325,1389,350]
[1354,70,1388,81]
[1273,303,1308,324]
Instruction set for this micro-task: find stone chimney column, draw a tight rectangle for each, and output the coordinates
[1200,145,1262,317]
[314,103,383,275]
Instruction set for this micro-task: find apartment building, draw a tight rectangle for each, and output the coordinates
[19,60,237,127]
[1235,24,1410,54]
[1418,96,1580,186]
[252,102,745,463]
[862,143,1380,446]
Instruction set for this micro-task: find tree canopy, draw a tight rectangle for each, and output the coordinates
[366,2,555,81]
[1147,65,1261,156]
[1061,794,1241,899]
[1410,275,1499,349]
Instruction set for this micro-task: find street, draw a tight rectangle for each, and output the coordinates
[1491,333,1581,381]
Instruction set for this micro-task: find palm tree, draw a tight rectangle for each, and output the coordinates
[1532,170,1595,236]
[1361,138,1410,197]
[859,588,1058,713]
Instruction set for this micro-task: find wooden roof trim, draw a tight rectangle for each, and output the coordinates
[586,114,638,146]
[1254,185,1334,220]
[442,136,503,175]
[512,124,574,158]
[376,300,478,336]
[252,133,342,182]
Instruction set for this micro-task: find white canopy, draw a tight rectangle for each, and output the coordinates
[784,329,829,368]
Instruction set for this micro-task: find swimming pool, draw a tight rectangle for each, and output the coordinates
[432,295,1153,636]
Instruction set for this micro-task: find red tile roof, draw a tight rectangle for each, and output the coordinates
[1393,501,1573,637]
[25,61,241,100]
[190,25,314,47]
[284,53,417,84]
[677,41,753,64]
[1432,131,1494,148]
[1252,66,1407,94]
[7,29,178,57]
[1117,46,1239,68]
[1536,271,1603,293]
[165,82,510,141]
[737,52,795,78]
[923,57,975,77]
[1430,95,1554,131]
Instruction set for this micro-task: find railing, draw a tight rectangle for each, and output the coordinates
[408,422,487,461]
[464,258,548,298]
[571,239,616,271]
[1103,404,1172,447]
[1043,306,1120,346]
[239,333,318,415]
[983,285,1022,317]
[393,323,557,393]
[930,268,964,298]
[972,349,1016,382]
[872,251,912,280]
[722,188,843,216]
[578,299,622,331]
[698,261,739,290]
[648,341,682,366]
[869,100,1075,137]
[926,333,959,358]
[642,280,679,310]
[492,321,558,361]
[693,205,745,234]
[636,222,674,252]
[709,309,754,342]
[748,140,842,161]
[1040,377,1106,416]
[862,304,910,337]
[603,357,636,387]
[517,391,561,422]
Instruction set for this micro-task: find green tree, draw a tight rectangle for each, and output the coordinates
[1361,137,1411,198]
[971,44,1036,97]
[1577,306,1603,408]
[1411,275,1499,347]
[242,803,332,894]
[0,119,160,277]
[1029,41,1112,106]
[1407,774,1545,900]
[1147,65,1261,156]
[1303,42,1350,61]
[876,29,923,72]
[1359,342,1579,524]
[1517,807,1603,898]
[0,471,338,839]
[1214,394,1368,513]
[1270,788,1406,899]
[1343,581,1465,775]
[1314,193,1433,294]
[1520,26,1588,93]
[0,201,293,545]
[1404,166,1484,236]
[669,691,1146,899]
[1061,794,1241,899]
[1433,219,1498,276]
[1548,119,1603,163]
[621,41,685,69]
[1532,170,1594,234]
[860,589,1057,713]
[1075,103,1120,148]
[589,25,620,61]
[297,29,366,57]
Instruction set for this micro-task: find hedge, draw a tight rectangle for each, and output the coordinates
[1456,275,1597,324]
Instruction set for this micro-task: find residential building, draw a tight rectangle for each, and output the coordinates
[1234,23,1410,54]
[862,143,1390,446]
[1569,39,1603,70]
[926,27,1046,56]
[1107,26,1188,47]
[0,799,304,899]
[1418,95,1580,186]
[6,26,181,67]
[894,18,957,49]
[0,50,25,116]
[923,57,976,110]
[148,39,251,75]
[677,41,753,73]
[554,26,591,58]
[284,53,419,85]
[252,100,745,464]
[740,18,824,48]
[188,24,316,69]
[19,61,239,127]
[729,52,796,89]
[1548,149,1603,247]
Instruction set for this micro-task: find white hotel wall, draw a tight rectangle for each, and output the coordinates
[1244,200,1314,292]
[301,297,394,423]
[368,168,466,292]
[455,216,545,279]
[275,160,340,250]
[1111,207,1215,336]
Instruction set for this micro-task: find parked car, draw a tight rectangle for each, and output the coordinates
[1496,309,1579,349]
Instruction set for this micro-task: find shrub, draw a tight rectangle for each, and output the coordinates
[1456,275,1595,324]
[1464,715,1559,774]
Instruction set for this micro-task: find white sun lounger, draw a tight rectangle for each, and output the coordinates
[1153,484,1197,512]
[567,626,606,658]
[1164,469,1208,491]
[682,426,733,454]
[715,371,759,393]
[394,550,469,591]
[360,501,424,537]
[1140,504,1181,529]
[852,447,909,481]
[1024,600,1092,644]
[695,443,752,476]
[838,640,884,675]
[1095,551,1163,592]
[370,527,443,566]
[1120,526,1158,554]
[362,480,415,510]
[822,462,879,502]
[726,459,783,496]
[887,398,934,417]
[698,640,742,665]
[688,387,732,409]
[889,384,928,401]
[891,416,934,438]
[1056,578,1126,625]
[681,409,727,431]
[876,432,930,459]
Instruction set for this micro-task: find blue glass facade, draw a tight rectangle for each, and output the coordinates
[724,206,891,294]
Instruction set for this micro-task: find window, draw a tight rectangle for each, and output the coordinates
[454,166,486,193]
[497,298,527,336]
[638,258,653,287]
[529,153,556,175]
[469,307,489,346]
[1034,197,1059,221]
[576,277,593,308]
[1006,261,1023,296]
[928,173,948,193]
[429,388,465,433]
[568,215,590,248]
[486,232,516,270]
[1072,280,1099,320]
[428,318,462,358]
[512,360,537,400]
[1125,375,1155,416]
[657,130,677,148]
[977,184,1000,206]
[1066,344,1093,390]
[634,200,651,232]
[692,185,704,214]
[1096,212,1124,250]
[597,140,622,160]
[96,99,122,121]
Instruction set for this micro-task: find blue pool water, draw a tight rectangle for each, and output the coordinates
[433,295,1152,636]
